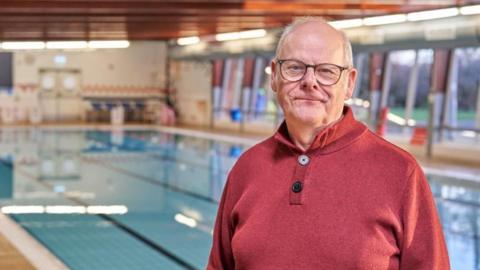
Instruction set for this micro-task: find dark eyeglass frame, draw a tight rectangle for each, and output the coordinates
[276,59,349,86]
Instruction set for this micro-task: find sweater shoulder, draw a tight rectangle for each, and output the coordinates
[355,131,427,212]
[361,130,421,172]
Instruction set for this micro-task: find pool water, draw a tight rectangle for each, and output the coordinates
[0,128,477,269]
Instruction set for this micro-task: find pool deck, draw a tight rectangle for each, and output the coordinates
[0,221,35,270]
[0,213,68,270]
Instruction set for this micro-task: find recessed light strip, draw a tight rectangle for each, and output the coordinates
[88,40,130,49]
[1,42,45,50]
[330,5,477,29]
[177,36,200,46]
[460,4,480,15]
[407,7,459,21]
[0,40,130,50]
[46,41,88,49]
[215,29,266,41]
[363,14,407,26]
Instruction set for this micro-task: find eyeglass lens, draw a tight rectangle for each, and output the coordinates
[281,60,343,85]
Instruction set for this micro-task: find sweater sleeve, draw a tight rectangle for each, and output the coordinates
[399,165,450,269]
[206,176,235,270]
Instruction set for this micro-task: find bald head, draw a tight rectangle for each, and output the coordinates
[275,17,353,67]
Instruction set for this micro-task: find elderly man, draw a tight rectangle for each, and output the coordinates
[207,18,449,270]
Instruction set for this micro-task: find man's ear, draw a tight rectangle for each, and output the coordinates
[345,68,357,100]
[270,60,277,92]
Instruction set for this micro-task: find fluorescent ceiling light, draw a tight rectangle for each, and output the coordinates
[407,8,459,21]
[329,19,363,29]
[387,112,407,125]
[177,36,200,46]
[215,32,241,41]
[352,98,363,106]
[46,41,88,49]
[460,5,480,15]
[215,29,266,41]
[461,131,476,138]
[386,113,416,126]
[239,29,266,39]
[264,66,272,75]
[88,40,130,49]
[1,42,45,50]
[363,14,407,26]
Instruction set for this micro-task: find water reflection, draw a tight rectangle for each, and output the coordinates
[0,128,478,269]
[429,177,480,270]
[0,128,242,269]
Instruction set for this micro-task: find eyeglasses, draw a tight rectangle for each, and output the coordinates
[276,59,349,86]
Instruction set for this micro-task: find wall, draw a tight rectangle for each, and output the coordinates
[1,42,167,123]
[171,60,212,127]
[14,42,167,87]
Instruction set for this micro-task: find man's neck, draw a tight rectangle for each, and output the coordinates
[286,115,343,152]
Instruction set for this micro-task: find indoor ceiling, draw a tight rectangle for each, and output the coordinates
[0,0,478,41]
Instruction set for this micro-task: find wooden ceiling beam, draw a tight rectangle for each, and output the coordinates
[0,1,457,15]
[0,15,289,23]
[0,0,470,41]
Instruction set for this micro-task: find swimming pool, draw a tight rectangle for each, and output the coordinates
[0,128,477,269]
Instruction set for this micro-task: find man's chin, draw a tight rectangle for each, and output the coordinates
[292,114,326,125]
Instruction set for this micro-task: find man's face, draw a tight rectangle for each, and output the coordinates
[271,22,357,127]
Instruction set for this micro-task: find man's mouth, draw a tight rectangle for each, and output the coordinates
[294,97,327,102]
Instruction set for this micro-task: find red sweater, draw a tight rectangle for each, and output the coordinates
[207,106,449,270]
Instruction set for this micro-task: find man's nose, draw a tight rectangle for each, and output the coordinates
[300,66,318,90]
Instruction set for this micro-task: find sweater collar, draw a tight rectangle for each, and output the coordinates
[273,106,368,154]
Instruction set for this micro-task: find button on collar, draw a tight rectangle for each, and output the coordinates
[292,181,303,193]
[298,154,310,166]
